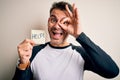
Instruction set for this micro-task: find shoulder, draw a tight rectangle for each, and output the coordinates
[30,42,49,62]
[70,44,84,53]
[70,44,87,59]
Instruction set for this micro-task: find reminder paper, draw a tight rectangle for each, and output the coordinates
[31,30,45,44]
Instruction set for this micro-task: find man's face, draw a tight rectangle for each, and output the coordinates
[48,9,69,46]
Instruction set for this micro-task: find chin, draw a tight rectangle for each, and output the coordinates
[50,39,63,45]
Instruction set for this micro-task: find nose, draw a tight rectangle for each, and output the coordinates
[53,22,61,29]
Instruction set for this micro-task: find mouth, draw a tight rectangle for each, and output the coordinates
[51,30,63,39]
[53,32,63,35]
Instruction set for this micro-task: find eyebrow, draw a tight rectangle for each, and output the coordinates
[50,15,56,18]
[50,14,68,22]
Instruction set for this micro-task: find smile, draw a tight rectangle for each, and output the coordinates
[51,30,63,40]
[53,32,63,35]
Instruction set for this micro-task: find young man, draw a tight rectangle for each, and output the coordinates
[13,1,119,80]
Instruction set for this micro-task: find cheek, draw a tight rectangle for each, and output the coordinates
[48,18,54,27]
[48,26,52,33]
[48,22,54,29]
[62,32,68,40]
[64,33,69,38]
[48,22,52,31]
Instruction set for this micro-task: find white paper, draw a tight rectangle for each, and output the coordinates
[31,30,45,44]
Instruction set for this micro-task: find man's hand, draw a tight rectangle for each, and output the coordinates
[17,39,35,64]
[59,4,82,38]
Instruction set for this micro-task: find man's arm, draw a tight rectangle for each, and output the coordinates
[12,39,35,80]
[76,32,119,78]
[12,67,33,80]
[12,43,47,80]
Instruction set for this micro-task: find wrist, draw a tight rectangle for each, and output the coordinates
[18,60,30,70]
[74,31,83,38]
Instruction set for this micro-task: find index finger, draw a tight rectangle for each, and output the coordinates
[23,39,35,46]
[65,4,73,17]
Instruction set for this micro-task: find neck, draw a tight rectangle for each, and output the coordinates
[50,41,70,47]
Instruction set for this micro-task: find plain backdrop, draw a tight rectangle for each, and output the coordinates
[0,0,120,80]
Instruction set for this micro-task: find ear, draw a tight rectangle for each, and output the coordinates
[47,17,51,27]
[48,17,50,22]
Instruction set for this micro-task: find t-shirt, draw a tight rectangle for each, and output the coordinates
[31,44,84,80]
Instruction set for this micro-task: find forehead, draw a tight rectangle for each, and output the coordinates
[50,9,68,19]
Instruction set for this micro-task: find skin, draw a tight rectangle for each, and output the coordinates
[48,9,70,47]
[17,4,82,70]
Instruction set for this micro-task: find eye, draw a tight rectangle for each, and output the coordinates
[50,17,57,23]
[63,21,69,26]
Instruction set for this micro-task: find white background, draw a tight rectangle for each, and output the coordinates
[0,0,120,80]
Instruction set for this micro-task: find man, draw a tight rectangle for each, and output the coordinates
[13,1,119,80]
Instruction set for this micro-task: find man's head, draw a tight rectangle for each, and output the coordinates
[50,1,73,14]
[48,1,73,47]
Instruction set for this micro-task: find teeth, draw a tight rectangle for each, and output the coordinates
[53,32,62,35]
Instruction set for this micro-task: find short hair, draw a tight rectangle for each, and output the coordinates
[50,1,73,14]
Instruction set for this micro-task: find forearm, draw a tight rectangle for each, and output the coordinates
[12,66,32,80]
[76,32,119,78]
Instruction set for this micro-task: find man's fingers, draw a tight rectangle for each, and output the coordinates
[20,55,30,64]
[59,17,71,31]
[18,41,33,50]
[23,39,35,46]
[17,39,35,64]
[75,8,79,20]
[18,39,35,49]
[66,4,73,17]
[72,3,78,19]
[60,17,71,24]
[17,39,34,57]
[19,44,32,51]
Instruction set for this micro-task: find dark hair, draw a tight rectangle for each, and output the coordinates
[50,1,73,14]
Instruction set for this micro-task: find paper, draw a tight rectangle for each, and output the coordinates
[31,30,45,44]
